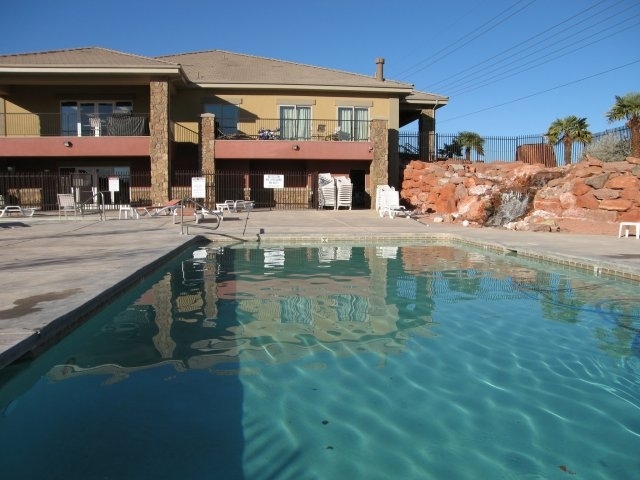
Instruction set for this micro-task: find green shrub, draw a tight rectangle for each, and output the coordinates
[584,134,631,162]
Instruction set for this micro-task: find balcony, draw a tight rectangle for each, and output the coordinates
[173,119,372,143]
[0,112,150,137]
[0,112,151,158]
[0,114,376,161]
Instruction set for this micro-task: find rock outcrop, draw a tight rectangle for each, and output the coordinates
[400,156,640,231]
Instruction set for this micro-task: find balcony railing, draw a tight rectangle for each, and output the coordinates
[1,113,371,143]
[0,112,149,137]
[216,119,370,142]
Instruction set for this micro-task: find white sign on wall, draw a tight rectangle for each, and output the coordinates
[191,177,206,198]
[264,174,284,189]
[108,176,120,192]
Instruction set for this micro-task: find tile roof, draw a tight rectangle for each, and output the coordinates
[158,50,413,90]
[0,47,448,102]
[0,47,178,68]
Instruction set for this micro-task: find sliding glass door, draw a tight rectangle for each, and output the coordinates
[279,106,311,140]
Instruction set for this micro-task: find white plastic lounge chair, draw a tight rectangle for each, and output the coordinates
[0,205,36,217]
[233,200,254,212]
[57,193,81,219]
[378,190,408,219]
[375,185,393,212]
[140,199,181,217]
[194,206,224,225]
[618,222,640,239]
[320,184,336,209]
[336,182,353,210]
[172,205,199,224]
[216,200,253,213]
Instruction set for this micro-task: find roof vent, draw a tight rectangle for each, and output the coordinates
[375,58,385,81]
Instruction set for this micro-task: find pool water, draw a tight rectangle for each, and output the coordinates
[0,244,639,480]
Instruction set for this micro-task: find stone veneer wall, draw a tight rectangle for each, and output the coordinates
[149,80,171,205]
[370,119,389,210]
[199,113,216,207]
[199,113,216,172]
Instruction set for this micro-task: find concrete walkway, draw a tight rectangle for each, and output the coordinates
[1,209,639,369]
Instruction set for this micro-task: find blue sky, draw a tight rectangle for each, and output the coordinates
[2,0,638,136]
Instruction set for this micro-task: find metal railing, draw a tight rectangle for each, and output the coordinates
[0,170,318,212]
[0,112,150,137]
[399,126,631,165]
[175,197,223,236]
[216,119,369,142]
[1,113,368,142]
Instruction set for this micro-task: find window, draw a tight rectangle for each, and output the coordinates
[337,107,369,141]
[204,104,238,137]
[60,101,133,136]
[279,106,311,140]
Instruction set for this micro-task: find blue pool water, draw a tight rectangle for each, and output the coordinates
[0,243,639,480]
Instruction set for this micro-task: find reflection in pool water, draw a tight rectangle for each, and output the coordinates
[0,244,639,479]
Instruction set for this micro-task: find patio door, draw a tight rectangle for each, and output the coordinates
[60,101,133,136]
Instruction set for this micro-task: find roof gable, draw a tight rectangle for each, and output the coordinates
[158,50,413,91]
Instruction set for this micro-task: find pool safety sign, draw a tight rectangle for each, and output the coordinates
[264,174,284,189]
[191,177,206,198]
[108,176,120,192]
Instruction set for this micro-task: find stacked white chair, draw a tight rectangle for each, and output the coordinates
[318,173,336,209]
[335,176,353,210]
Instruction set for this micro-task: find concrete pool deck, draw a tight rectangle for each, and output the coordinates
[1,209,639,370]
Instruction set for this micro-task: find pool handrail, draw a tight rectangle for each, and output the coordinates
[177,197,223,235]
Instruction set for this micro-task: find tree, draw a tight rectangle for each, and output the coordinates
[456,131,485,161]
[546,116,593,166]
[438,139,462,159]
[606,92,640,158]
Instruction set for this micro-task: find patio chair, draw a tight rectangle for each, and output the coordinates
[0,205,36,217]
[194,206,224,226]
[336,178,353,210]
[319,184,336,210]
[139,199,182,217]
[378,189,408,219]
[57,193,82,219]
[375,185,394,212]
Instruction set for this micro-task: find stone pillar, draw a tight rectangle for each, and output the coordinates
[149,80,171,204]
[418,111,435,160]
[199,113,216,208]
[370,119,390,210]
[199,113,216,172]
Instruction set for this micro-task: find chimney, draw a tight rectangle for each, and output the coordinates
[375,57,385,81]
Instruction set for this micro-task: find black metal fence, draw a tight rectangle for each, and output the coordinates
[1,170,318,211]
[399,126,631,164]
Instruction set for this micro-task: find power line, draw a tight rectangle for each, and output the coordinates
[438,59,640,125]
[395,0,537,80]
[445,13,640,97]
[425,0,621,92]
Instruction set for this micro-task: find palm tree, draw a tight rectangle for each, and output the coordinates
[456,131,485,161]
[606,92,640,158]
[438,139,462,159]
[546,116,593,166]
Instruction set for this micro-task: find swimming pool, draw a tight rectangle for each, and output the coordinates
[0,243,638,479]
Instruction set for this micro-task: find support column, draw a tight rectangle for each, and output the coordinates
[199,113,216,208]
[199,113,216,172]
[418,110,436,160]
[149,80,171,204]
[370,119,390,210]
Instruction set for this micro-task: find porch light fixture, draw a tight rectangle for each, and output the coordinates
[63,141,73,147]
[292,145,300,151]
